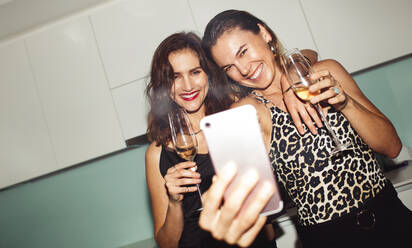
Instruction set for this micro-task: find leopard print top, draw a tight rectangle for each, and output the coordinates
[253,93,387,226]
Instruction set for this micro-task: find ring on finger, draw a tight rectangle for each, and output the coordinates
[333,86,340,94]
[186,187,189,192]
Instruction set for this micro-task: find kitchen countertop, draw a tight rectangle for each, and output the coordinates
[384,162,412,188]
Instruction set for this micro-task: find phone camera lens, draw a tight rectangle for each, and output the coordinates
[205,122,211,128]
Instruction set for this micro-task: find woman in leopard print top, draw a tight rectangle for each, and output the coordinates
[198,10,412,248]
[252,91,388,226]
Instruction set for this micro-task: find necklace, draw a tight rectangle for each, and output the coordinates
[194,130,202,135]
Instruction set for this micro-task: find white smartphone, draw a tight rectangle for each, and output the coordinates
[200,104,283,216]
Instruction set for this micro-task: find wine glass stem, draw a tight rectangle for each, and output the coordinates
[195,184,202,202]
[190,158,203,203]
[314,104,343,147]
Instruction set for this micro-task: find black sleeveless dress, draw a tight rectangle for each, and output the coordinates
[159,146,277,248]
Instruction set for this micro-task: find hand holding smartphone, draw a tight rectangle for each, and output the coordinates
[200,104,283,216]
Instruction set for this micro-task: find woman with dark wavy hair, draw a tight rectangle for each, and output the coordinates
[198,9,410,248]
[145,32,276,248]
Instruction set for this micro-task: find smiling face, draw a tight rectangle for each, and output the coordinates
[210,25,280,90]
[169,48,209,113]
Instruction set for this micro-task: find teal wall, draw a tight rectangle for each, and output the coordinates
[0,56,411,248]
[354,55,412,148]
[0,145,153,248]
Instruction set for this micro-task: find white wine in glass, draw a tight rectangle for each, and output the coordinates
[282,48,351,156]
[168,108,202,210]
[175,145,197,161]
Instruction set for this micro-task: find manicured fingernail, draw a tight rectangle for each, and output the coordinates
[260,181,275,197]
[241,169,259,185]
[190,166,197,172]
[222,161,237,178]
[212,175,217,182]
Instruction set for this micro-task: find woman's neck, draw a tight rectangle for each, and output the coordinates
[187,107,205,133]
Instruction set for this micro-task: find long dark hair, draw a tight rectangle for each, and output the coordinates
[202,10,284,97]
[146,32,235,146]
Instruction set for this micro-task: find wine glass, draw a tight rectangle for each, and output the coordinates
[168,108,203,210]
[281,48,351,156]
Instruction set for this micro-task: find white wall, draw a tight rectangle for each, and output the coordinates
[301,0,412,73]
[0,0,411,189]
[0,0,113,40]
[0,41,57,188]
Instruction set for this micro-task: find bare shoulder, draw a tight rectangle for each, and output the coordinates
[145,142,162,170]
[313,59,349,75]
[146,141,161,157]
[231,95,266,111]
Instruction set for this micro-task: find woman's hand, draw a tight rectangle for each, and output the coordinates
[164,161,201,202]
[308,70,348,111]
[281,75,323,135]
[306,59,401,158]
[199,164,275,247]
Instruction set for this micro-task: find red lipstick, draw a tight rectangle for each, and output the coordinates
[180,91,200,101]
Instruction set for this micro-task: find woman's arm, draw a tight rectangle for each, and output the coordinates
[309,59,402,158]
[198,98,275,247]
[146,143,183,248]
[145,142,201,248]
[198,164,274,247]
[282,49,323,135]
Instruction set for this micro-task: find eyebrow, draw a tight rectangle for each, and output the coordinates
[220,43,247,70]
[174,66,202,75]
[189,66,202,73]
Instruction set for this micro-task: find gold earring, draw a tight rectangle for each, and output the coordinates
[268,41,276,54]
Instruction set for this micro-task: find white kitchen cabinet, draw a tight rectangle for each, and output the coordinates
[397,183,412,210]
[90,0,197,88]
[112,78,149,140]
[188,0,317,51]
[25,16,125,168]
[275,217,302,248]
[0,41,57,189]
[1,0,411,189]
[301,0,412,73]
